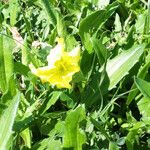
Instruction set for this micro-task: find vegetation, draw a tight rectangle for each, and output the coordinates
[0,0,150,149]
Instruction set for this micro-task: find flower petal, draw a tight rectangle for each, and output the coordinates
[47,38,65,68]
[69,46,80,57]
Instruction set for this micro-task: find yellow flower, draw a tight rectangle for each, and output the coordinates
[29,38,80,89]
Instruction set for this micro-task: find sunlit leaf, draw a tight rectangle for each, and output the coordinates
[135,77,150,99]
[0,92,20,150]
[106,44,145,90]
[63,105,86,149]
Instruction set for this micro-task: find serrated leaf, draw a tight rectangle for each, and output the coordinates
[106,44,145,90]
[0,92,20,150]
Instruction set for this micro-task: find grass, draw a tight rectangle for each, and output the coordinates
[0,0,150,149]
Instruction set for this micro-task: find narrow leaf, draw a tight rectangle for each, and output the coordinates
[9,0,20,26]
[0,92,20,150]
[0,35,6,92]
[92,37,107,65]
[3,36,15,85]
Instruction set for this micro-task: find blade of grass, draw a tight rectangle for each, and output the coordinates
[0,35,6,92]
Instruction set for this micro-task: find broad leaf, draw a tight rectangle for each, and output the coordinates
[63,105,86,149]
[106,44,145,90]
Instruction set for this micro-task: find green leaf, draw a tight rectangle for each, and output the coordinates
[63,105,86,150]
[0,34,16,93]
[135,77,150,99]
[0,34,6,92]
[41,91,62,114]
[135,14,146,34]
[0,92,20,150]
[126,130,138,150]
[41,0,57,25]
[143,2,150,37]
[79,2,118,53]
[138,97,150,123]
[114,13,122,32]
[14,62,30,77]
[14,94,43,132]
[21,40,30,66]
[9,0,20,26]
[124,26,135,49]
[127,52,150,105]
[3,36,15,86]
[92,37,107,66]
[109,141,119,150]
[90,117,110,141]
[106,44,145,90]
[2,75,17,103]
[47,140,61,150]
[32,138,61,150]
[56,13,67,38]
[20,128,31,149]
[80,50,94,76]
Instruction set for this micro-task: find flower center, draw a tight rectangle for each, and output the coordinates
[59,63,67,72]
[55,58,69,76]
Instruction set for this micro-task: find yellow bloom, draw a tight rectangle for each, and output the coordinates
[29,38,80,89]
